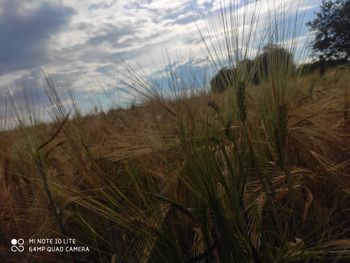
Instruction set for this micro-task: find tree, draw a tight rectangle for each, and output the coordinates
[255,44,295,81]
[210,44,294,92]
[307,0,350,63]
[236,59,260,85]
[210,67,235,93]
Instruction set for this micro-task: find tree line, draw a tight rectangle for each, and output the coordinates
[210,44,295,93]
[211,0,350,93]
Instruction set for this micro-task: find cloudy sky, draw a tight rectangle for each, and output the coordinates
[0,0,322,125]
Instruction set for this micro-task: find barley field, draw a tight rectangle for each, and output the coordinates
[1,0,350,262]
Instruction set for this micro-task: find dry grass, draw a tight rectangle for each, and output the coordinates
[0,67,349,262]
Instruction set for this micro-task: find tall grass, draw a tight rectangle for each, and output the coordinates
[1,0,350,262]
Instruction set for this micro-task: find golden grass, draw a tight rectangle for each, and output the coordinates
[0,67,349,262]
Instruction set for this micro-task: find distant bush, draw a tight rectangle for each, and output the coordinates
[298,59,349,76]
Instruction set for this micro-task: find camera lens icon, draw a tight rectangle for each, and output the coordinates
[11,239,25,252]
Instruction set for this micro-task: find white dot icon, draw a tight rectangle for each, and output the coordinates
[11,239,17,245]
